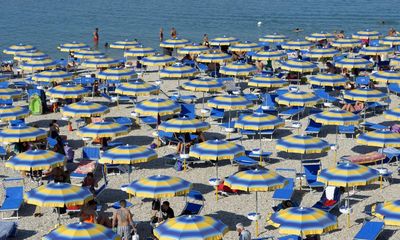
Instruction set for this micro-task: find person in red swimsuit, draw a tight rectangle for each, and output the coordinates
[93,28,99,48]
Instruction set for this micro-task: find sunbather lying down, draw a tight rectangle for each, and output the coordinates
[342,101,364,112]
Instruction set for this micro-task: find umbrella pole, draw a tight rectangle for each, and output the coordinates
[259,131,263,166]
[335,125,338,162]
[201,92,205,121]
[299,153,303,190]
[183,138,187,171]
[347,187,350,228]
[128,163,131,183]
[255,192,259,237]
[215,162,219,201]
[57,207,61,226]
[227,111,231,139]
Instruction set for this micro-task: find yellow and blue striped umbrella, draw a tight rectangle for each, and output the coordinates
[61,101,109,118]
[154,215,228,240]
[196,52,231,63]
[276,135,330,154]
[77,121,129,138]
[357,130,400,147]
[159,117,210,133]
[124,45,156,57]
[208,95,252,110]
[160,38,191,48]
[352,30,381,40]
[177,43,209,55]
[20,59,58,72]
[24,182,93,207]
[248,75,288,88]
[14,51,48,61]
[58,42,90,52]
[235,112,284,131]
[32,69,73,83]
[97,68,137,80]
[384,108,400,121]
[116,80,159,96]
[380,36,400,46]
[135,98,180,116]
[0,105,30,121]
[268,207,338,236]
[0,75,10,82]
[48,84,90,99]
[390,58,400,68]
[126,175,192,198]
[311,109,361,126]
[160,63,198,78]
[0,125,47,143]
[331,38,362,48]
[305,32,336,42]
[82,57,120,68]
[189,139,244,161]
[281,40,313,50]
[372,200,400,226]
[3,44,36,55]
[220,61,257,76]
[276,91,321,107]
[229,41,263,52]
[359,45,394,56]
[317,162,379,187]
[305,47,340,59]
[343,88,386,102]
[259,33,287,43]
[43,222,121,240]
[334,57,373,69]
[181,78,224,92]
[109,39,139,49]
[0,88,22,99]
[72,50,105,59]
[209,36,239,46]
[371,70,400,83]
[99,144,157,165]
[308,73,347,86]
[140,54,176,66]
[252,50,286,61]
[280,59,317,73]
[6,149,65,171]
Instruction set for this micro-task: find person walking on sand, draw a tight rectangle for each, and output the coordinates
[93,28,99,48]
[171,27,177,39]
[159,28,164,42]
[112,200,136,240]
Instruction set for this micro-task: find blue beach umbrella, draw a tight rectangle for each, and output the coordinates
[331,38,362,48]
[160,38,191,48]
[58,42,90,52]
[6,149,65,171]
[259,33,287,43]
[77,121,129,138]
[209,36,239,46]
[0,105,30,121]
[32,69,72,83]
[0,125,47,143]
[61,101,109,118]
[308,73,347,87]
[97,68,137,81]
[43,222,121,240]
[3,44,37,55]
[281,40,313,50]
[20,59,58,72]
[110,39,140,49]
[280,59,317,73]
[124,45,156,57]
[352,30,381,40]
[219,61,257,76]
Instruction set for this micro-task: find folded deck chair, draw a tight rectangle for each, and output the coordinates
[302,160,325,191]
[180,103,196,119]
[180,190,205,216]
[0,221,17,239]
[0,178,24,220]
[305,118,322,136]
[312,186,341,211]
[0,146,6,161]
[82,147,100,161]
[353,220,384,240]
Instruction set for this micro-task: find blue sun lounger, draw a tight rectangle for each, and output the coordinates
[273,168,296,201]
[353,220,384,240]
[279,106,304,120]
[305,119,322,136]
[312,186,341,212]
[180,190,205,216]
[302,160,325,191]
[0,178,24,220]
[0,221,17,239]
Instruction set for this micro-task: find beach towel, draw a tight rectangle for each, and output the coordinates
[29,94,42,115]
[74,160,96,174]
[347,152,386,164]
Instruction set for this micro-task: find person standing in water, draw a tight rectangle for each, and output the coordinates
[93,28,99,49]
[171,27,177,39]
[159,28,164,42]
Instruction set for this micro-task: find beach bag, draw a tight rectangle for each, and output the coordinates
[29,94,43,115]
[131,232,139,240]
[64,145,74,162]
[174,160,183,171]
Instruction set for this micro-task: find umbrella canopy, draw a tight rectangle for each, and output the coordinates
[317,162,379,187]
[372,200,400,226]
[384,108,400,120]
[99,144,157,165]
[219,61,257,76]
[281,40,313,50]
[280,59,317,73]
[189,139,244,161]
[259,33,287,43]
[276,135,330,154]
[380,36,400,46]
[115,80,159,96]
[196,52,231,63]
[370,70,400,83]
[58,42,90,52]
[308,73,347,86]
[0,105,30,121]
[61,101,109,118]
[48,84,90,99]
[160,63,198,78]
[43,222,121,240]
[0,88,22,99]
[109,40,139,49]
[305,48,340,58]
[181,78,224,92]
[6,149,65,171]
[135,98,180,116]
[72,50,105,59]
[311,109,361,126]
[209,36,239,46]
[331,38,362,48]
[20,59,57,72]
[225,168,287,191]
[359,45,393,56]
[82,57,120,68]
[276,91,321,107]
[0,125,47,143]
[124,45,156,57]
[235,112,284,130]
[97,68,137,80]
[14,51,48,61]
[334,57,373,69]
[343,88,386,102]
[126,175,192,198]
[3,44,36,55]
[268,207,338,236]
[305,32,335,42]
[248,75,288,88]
[32,69,73,83]
[177,43,209,55]
[140,54,176,66]
[159,117,210,133]
[229,41,263,52]
[154,215,228,240]
[252,50,286,61]
[25,182,93,207]
[390,58,400,68]
[357,130,400,147]
[160,38,191,48]
[352,30,381,39]
[77,121,129,138]
[0,75,10,82]
[208,95,252,110]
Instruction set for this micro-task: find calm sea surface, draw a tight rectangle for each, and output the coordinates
[1,0,399,59]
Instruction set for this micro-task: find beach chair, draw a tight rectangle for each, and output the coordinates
[278,236,301,240]
[278,106,304,120]
[313,89,339,104]
[339,125,356,138]
[273,168,296,202]
[244,93,259,102]
[139,116,157,127]
[47,137,58,149]
[0,221,17,239]
[0,99,12,106]
[113,117,133,128]
[305,119,322,136]
[234,156,258,170]
[158,131,180,146]
[388,83,400,95]
[353,220,384,240]
[180,190,205,216]
[355,76,370,88]
[82,147,100,161]
[0,146,6,161]
[302,160,325,191]
[180,103,195,119]
[312,186,341,212]
[0,178,24,220]
[210,108,224,122]
[197,63,208,75]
